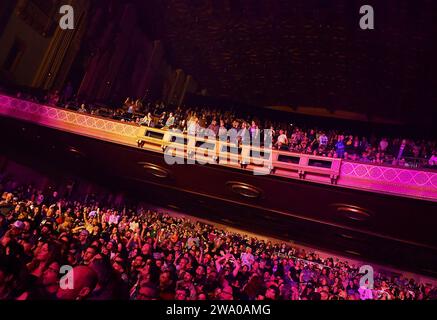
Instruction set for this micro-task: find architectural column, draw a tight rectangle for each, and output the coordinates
[32,0,89,90]
[52,1,89,90]
[178,75,192,107]
[137,40,159,98]
[166,69,182,104]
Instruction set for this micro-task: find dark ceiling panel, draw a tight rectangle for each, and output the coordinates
[140,0,437,123]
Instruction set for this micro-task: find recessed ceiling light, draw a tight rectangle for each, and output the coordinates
[344,250,361,256]
[330,204,372,222]
[226,181,263,199]
[338,233,355,240]
[138,162,170,178]
[167,204,180,210]
[67,146,85,157]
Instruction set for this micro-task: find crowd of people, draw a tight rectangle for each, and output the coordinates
[1,175,436,301]
[5,88,437,169]
[63,95,437,169]
[127,98,437,169]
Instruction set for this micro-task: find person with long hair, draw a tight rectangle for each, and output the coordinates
[26,241,61,279]
[16,261,60,300]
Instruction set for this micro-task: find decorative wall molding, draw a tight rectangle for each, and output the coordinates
[341,162,437,188]
[0,95,138,138]
[340,161,437,200]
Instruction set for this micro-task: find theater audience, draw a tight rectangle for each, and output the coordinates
[0,176,436,300]
[6,89,435,169]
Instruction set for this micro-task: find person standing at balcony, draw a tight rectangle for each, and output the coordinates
[127,103,135,119]
[352,136,360,154]
[165,113,175,128]
[429,151,437,167]
[78,104,87,113]
[140,113,154,127]
[379,137,389,153]
[335,136,345,158]
[207,119,219,137]
[47,90,60,106]
[250,121,260,146]
[187,116,199,158]
[276,130,288,150]
[345,135,354,152]
[395,139,408,161]
[359,137,369,154]
[187,116,199,135]
[319,132,328,149]
[198,114,207,133]
[228,120,240,146]
[308,129,316,144]
[135,99,143,113]
[218,120,227,140]
[239,122,251,169]
[217,120,228,164]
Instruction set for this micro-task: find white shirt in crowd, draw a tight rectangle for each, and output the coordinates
[277,134,288,145]
[129,221,139,231]
[218,126,228,137]
[319,134,328,146]
[187,121,199,136]
[240,252,255,267]
[109,214,119,225]
[88,210,97,218]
